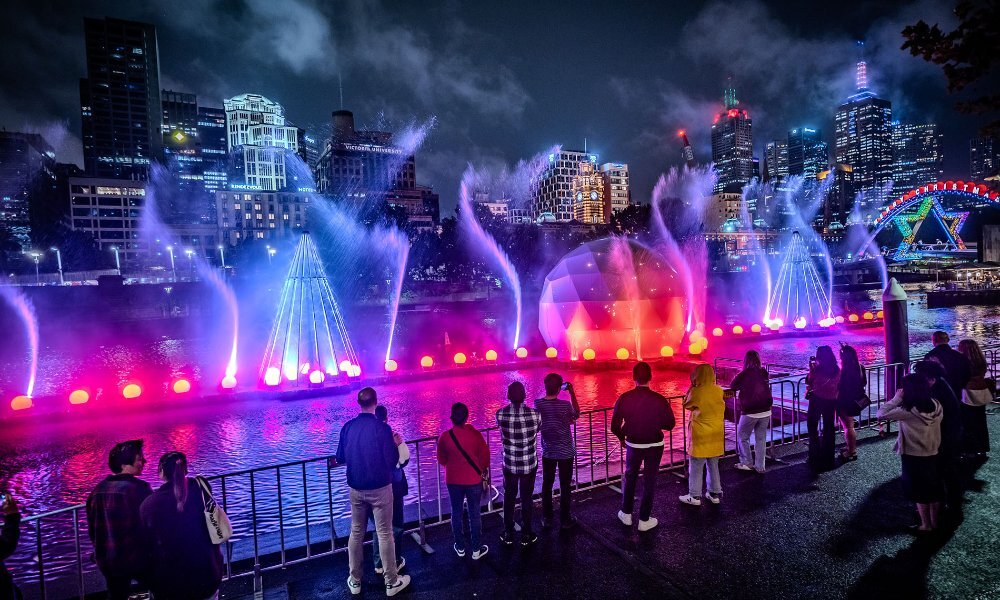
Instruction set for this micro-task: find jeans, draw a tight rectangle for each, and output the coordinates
[736,415,769,471]
[807,395,836,467]
[447,483,483,552]
[348,485,398,585]
[542,457,573,522]
[688,456,721,497]
[370,486,404,570]
[503,468,537,536]
[621,444,664,521]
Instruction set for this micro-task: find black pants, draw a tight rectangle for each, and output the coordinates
[503,468,537,536]
[621,445,664,521]
[103,573,134,600]
[542,457,573,522]
[961,403,990,454]
[807,395,836,468]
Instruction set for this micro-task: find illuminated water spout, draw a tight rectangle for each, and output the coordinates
[764,231,832,326]
[0,286,39,400]
[379,228,410,361]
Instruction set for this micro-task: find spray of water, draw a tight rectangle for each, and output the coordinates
[738,179,773,313]
[608,236,643,359]
[0,285,39,398]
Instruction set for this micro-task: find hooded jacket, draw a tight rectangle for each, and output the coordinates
[876,391,943,457]
[684,366,725,458]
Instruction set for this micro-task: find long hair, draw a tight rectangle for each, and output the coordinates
[690,364,716,387]
[814,345,840,377]
[159,451,189,512]
[743,350,762,372]
[900,374,936,413]
[958,339,987,376]
[838,345,863,391]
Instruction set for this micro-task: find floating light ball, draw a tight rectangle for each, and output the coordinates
[712,327,723,337]
[615,348,629,360]
[689,330,704,343]
[338,360,351,373]
[264,367,282,386]
[516,347,528,359]
[698,337,709,351]
[751,324,762,333]
[384,359,398,372]
[848,314,859,323]
[172,379,192,394]
[876,310,884,319]
[545,347,558,359]
[485,350,498,361]
[660,345,674,358]
[794,317,807,329]
[835,316,846,324]
[347,365,361,377]
[220,376,237,390]
[582,348,596,361]
[454,352,468,365]
[300,363,311,375]
[69,389,90,405]
[10,395,32,410]
[732,325,744,335]
[122,383,142,399]
[863,311,874,320]
[688,343,702,355]
[420,356,433,368]
[819,317,837,328]
[309,370,325,384]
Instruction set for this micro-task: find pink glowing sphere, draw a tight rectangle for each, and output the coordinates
[69,389,90,405]
[122,384,142,399]
[545,347,558,359]
[264,367,282,386]
[732,325,744,335]
[221,376,237,390]
[11,395,32,410]
[712,327,723,337]
[309,370,325,384]
[515,347,528,359]
[384,359,398,372]
[582,348,596,360]
[172,379,192,394]
[835,316,845,324]
[751,324,762,333]
[420,356,433,368]
[485,350,498,361]
[454,352,468,365]
[539,238,687,360]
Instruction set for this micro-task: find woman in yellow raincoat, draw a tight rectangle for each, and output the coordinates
[679,364,725,506]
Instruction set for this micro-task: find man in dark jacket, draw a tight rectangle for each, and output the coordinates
[0,492,22,600]
[925,331,972,398]
[611,362,676,531]
[86,440,152,600]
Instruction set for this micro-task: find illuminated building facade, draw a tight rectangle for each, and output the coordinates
[706,192,743,231]
[68,177,147,261]
[763,141,788,183]
[817,163,857,230]
[314,110,415,199]
[787,127,828,182]
[711,87,754,193]
[224,94,300,192]
[892,122,943,197]
[571,159,606,224]
[970,137,997,183]
[534,149,594,222]
[216,190,309,245]
[0,132,55,251]
[600,162,632,217]
[198,106,228,198]
[80,18,162,180]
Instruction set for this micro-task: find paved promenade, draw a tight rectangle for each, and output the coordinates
[223,414,999,599]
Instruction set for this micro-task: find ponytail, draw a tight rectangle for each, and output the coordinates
[158,451,189,512]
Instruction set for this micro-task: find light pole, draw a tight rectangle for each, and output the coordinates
[218,245,226,269]
[266,245,276,264]
[27,250,42,284]
[184,249,195,277]
[49,247,64,285]
[166,245,176,281]
[111,246,121,275]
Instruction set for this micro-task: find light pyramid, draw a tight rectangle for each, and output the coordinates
[764,231,831,327]
[260,233,359,385]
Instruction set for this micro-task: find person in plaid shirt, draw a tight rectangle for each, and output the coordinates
[496,381,541,546]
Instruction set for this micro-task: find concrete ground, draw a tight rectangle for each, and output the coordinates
[222,412,1000,600]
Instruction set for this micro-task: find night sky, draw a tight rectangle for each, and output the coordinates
[0,0,985,214]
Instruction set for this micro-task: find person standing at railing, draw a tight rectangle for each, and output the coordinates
[805,346,841,471]
[611,362,676,530]
[925,331,972,400]
[370,405,410,576]
[0,491,22,600]
[877,374,944,534]
[139,452,223,600]
[496,381,542,546]
[679,364,725,507]
[836,345,866,462]
[437,402,490,560]
[731,351,772,473]
[957,339,992,457]
[334,387,411,596]
[914,360,964,519]
[86,439,152,600]
[536,373,581,530]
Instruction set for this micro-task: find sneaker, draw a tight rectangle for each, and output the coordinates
[375,557,406,575]
[637,517,658,532]
[617,510,633,526]
[521,533,538,546]
[499,531,515,546]
[385,574,411,597]
[472,545,489,560]
[705,492,722,505]
[734,463,754,471]
[453,543,466,557]
[347,575,361,595]
[755,467,766,474]
[678,494,701,506]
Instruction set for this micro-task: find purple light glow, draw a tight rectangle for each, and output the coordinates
[0,285,39,397]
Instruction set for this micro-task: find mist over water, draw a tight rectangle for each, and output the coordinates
[0,285,39,398]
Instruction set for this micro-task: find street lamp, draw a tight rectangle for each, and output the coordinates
[110,246,121,275]
[166,245,176,281]
[266,245,276,264]
[49,247,64,285]
[218,245,226,269]
[27,250,43,284]
[184,248,195,276]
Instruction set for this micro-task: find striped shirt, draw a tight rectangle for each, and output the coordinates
[535,397,579,460]
[496,402,541,474]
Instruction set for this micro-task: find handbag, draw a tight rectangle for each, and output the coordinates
[448,429,490,493]
[838,391,871,417]
[196,476,233,544]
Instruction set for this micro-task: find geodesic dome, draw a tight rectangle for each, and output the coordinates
[539,238,687,360]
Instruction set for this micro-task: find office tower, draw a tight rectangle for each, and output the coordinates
[197,106,228,198]
[970,137,997,182]
[0,132,55,250]
[599,162,631,217]
[787,127,828,182]
[892,122,943,196]
[763,141,788,183]
[817,163,857,229]
[711,86,754,193]
[224,93,300,192]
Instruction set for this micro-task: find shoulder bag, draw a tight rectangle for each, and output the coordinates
[448,429,490,493]
[196,476,233,544]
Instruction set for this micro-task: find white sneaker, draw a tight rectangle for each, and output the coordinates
[453,543,466,557]
[734,462,754,471]
[347,575,361,595]
[386,574,411,597]
[375,556,405,575]
[705,492,721,505]
[617,510,633,526]
[472,545,489,560]
[638,517,658,532]
[678,494,701,506]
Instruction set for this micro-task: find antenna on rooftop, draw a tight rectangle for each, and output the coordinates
[338,74,344,110]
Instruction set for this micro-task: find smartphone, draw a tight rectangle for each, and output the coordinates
[0,492,7,506]
[560,382,570,391]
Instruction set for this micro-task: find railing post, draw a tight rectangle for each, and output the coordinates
[415,441,426,546]
[35,519,45,600]
[73,507,84,599]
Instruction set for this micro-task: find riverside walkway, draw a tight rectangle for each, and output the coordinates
[221,415,999,600]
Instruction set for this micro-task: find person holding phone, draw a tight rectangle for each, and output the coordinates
[1,492,22,600]
[805,346,841,471]
[535,372,581,530]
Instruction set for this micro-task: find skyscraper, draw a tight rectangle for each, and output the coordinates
[224,93,300,192]
[0,132,55,250]
[892,122,943,196]
[79,18,162,180]
[198,106,229,199]
[763,141,788,183]
[834,55,892,221]
[970,137,997,182]
[571,159,606,224]
[787,127,828,182]
[161,90,203,217]
[534,149,592,222]
[710,86,754,193]
[600,162,632,217]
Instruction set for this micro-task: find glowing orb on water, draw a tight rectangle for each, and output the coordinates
[819,317,837,328]
[485,350,498,361]
[876,310,884,319]
[660,345,674,357]
[11,395,32,410]
[712,327,723,337]
[863,311,874,320]
[347,365,361,377]
[264,367,281,386]
[545,347,558,359]
[220,376,237,390]
[732,325,744,335]
[122,384,142,399]
[751,324,762,333]
[338,360,351,373]
[615,348,629,360]
[688,343,702,355]
[835,316,845,324]
[454,353,467,365]
[689,330,704,343]
[849,314,860,323]
[582,348,596,361]
[516,347,528,359]
[172,379,192,394]
[420,356,433,368]
[309,370,325,384]
[384,360,398,372]
[69,389,90,405]
[794,317,807,329]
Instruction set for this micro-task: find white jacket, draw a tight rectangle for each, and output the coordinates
[877,392,942,457]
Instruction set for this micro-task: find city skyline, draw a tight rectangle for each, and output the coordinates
[0,0,985,216]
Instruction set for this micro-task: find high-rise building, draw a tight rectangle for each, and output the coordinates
[215,189,309,245]
[68,177,147,260]
[534,149,592,222]
[706,192,742,232]
[600,163,631,218]
[817,163,857,230]
[224,93,300,192]
[710,86,754,193]
[763,141,788,183]
[787,127,828,182]
[834,56,892,221]
[314,110,415,199]
[970,137,997,182]
[197,106,228,198]
[80,17,162,180]
[161,90,205,222]
[892,122,943,196]
[0,132,56,251]
[571,159,606,224]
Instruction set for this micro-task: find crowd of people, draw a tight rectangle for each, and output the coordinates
[0,331,994,598]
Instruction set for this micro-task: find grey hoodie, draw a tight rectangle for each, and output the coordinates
[876,392,943,457]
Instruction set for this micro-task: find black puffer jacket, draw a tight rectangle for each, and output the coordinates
[731,367,773,414]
